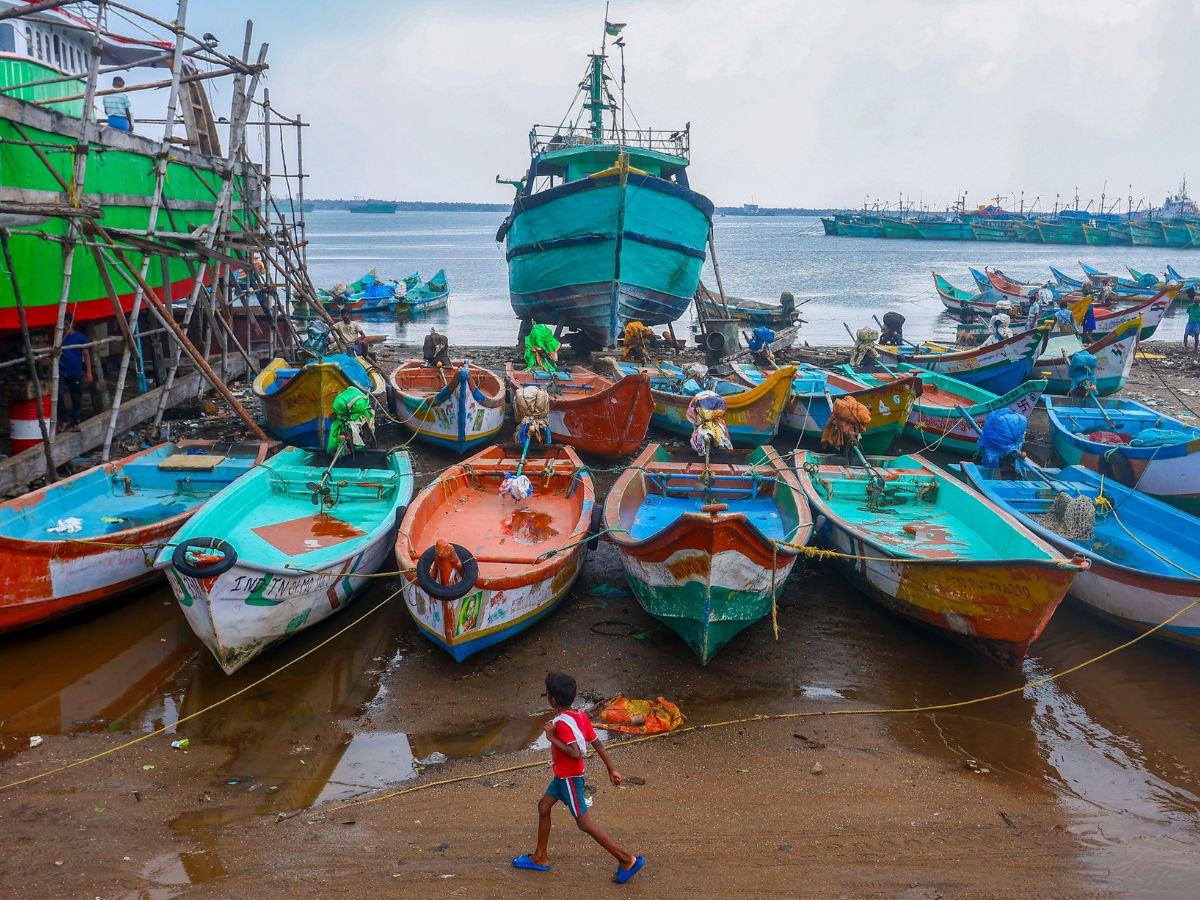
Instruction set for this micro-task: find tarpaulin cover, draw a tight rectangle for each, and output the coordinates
[523,324,561,371]
[977,407,1027,467]
[323,353,373,392]
[328,386,375,453]
[589,695,684,735]
[748,325,776,350]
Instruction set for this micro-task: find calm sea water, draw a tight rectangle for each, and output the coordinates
[303,210,1190,347]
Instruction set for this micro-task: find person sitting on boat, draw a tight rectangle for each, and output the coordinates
[423,327,452,368]
[103,77,135,133]
[333,309,370,357]
[1185,288,1200,352]
[984,310,1012,346]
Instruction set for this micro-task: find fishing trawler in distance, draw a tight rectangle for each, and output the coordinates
[496,17,714,351]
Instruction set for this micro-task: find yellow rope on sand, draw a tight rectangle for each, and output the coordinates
[0,586,405,794]
[327,596,1200,813]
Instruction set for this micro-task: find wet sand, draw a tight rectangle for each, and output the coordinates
[1,340,1199,896]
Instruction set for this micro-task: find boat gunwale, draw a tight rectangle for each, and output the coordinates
[390,359,505,409]
[604,443,810,557]
[395,445,595,592]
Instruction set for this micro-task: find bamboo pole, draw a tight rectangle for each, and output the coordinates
[47,0,106,441]
[32,64,266,107]
[1,230,58,484]
[100,0,189,460]
[97,230,267,439]
[0,0,81,20]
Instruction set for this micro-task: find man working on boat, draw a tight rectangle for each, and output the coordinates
[103,77,135,133]
[1184,288,1200,352]
[512,672,645,884]
[1052,299,1078,337]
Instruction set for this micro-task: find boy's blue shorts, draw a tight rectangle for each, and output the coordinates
[546,775,588,817]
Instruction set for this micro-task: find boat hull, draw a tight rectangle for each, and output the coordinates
[505,171,713,345]
[403,550,585,662]
[814,516,1072,666]
[1036,319,1140,396]
[391,361,505,453]
[254,358,387,448]
[507,366,654,458]
[165,536,394,674]
[905,380,1045,455]
[0,442,268,633]
[880,327,1047,395]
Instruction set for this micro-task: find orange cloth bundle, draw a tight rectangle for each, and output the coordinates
[821,396,872,450]
[590,695,684,735]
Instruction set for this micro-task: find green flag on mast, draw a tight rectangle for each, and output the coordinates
[605,21,626,36]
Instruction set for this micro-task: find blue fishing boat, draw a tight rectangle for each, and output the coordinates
[395,269,449,315]
[958,461,1200,649]
[1045,397,1200,513]
[0,441,270,633]
[321,270,401,314]
[157,447,413,673]
[877,326,1049,395]
[253,354,388,448]
[496,22,714,349]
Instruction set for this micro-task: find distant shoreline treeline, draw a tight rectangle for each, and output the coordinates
[306,199,832,216]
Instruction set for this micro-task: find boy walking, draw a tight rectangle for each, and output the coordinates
[512,672,645,884]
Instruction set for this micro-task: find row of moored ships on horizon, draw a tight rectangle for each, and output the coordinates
[823,184,1200,248]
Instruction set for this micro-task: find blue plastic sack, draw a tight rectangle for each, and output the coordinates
[1068,350,1097,393]
[748,326,776,351]
[977,407,1027,467]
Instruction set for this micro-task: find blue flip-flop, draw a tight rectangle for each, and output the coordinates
[614,855,645,884]
[512,854,551,872]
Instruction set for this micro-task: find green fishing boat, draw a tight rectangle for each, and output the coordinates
[878,217,920,239]
[496,21,713,349]
[912,220,973,241]
[0,4,249,333]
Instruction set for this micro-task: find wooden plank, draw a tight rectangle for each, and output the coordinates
[0,356,248,496]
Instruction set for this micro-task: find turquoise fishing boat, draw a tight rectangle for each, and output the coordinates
[156,447,413,673]
[912,220,973,241]
[496,24,713,349]
[879,217,920,239]
[604,444,811,663]
[396,270,449,315]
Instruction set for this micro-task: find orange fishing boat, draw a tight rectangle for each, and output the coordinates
[504,364,653,458]
[396,445,596,661]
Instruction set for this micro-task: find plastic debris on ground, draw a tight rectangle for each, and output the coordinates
[587,695,684,735]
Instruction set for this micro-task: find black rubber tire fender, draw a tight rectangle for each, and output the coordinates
[586,503,605,551]
[416,542,479,601]
[172,537,238,579]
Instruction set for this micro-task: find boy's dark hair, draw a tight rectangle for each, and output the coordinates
[545,671,576,707]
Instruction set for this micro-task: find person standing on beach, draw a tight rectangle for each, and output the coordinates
[1185,288,1200,352]
[512,672,645,884]
[103,77,134,132]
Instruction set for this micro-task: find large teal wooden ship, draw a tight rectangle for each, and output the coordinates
[496,23,714,349]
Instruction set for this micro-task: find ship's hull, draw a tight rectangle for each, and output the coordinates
[505,171,713,345]
[0,93,251,332]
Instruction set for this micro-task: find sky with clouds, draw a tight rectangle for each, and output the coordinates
[124,0,1197,211]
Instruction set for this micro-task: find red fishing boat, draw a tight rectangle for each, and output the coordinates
[505,364,654,459]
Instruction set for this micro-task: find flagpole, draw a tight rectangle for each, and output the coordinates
[601,1,609,59]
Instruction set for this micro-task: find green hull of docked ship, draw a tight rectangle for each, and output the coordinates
[502,159,713,346]
[879,217,920,239]
[0,49,249,333]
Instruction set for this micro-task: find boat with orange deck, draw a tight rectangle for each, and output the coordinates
[505,364,654,458]
[390,359,506,453]
[795,451,1087,667]
[397,445,595,661]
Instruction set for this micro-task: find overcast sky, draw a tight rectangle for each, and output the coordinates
[126,0,1196,211]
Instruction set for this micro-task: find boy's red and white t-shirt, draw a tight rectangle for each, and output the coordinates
[550,709,597,777]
